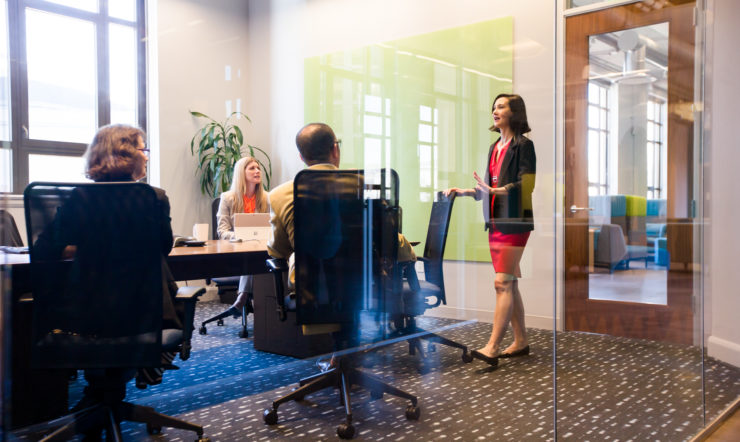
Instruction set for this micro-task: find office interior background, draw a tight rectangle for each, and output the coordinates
[1,0,739,440]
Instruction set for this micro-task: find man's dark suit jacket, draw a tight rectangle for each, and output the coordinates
[475,136,536,235]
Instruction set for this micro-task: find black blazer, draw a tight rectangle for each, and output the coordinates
[476,137,536,234]
[33,182,182,331]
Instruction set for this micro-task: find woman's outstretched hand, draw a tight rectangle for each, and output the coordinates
[473,172,506,196]
[473,172,492,194]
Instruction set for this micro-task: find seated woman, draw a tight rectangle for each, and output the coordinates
[203,156,269,330]
[34,124,181,406]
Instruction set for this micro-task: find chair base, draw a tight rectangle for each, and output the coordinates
[23,400,208,442]
[199,296,252,338]
[393,317,474,366]
[263,356,420,439]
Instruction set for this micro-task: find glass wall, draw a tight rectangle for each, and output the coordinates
[2,0,738,440]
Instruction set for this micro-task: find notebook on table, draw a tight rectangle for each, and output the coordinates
[233,213,271,242]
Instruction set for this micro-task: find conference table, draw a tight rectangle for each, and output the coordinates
[3,239,270,293]
[0,240,270,430]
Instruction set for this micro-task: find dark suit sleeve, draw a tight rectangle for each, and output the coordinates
[154,188,174,255]
[503,139,536,195]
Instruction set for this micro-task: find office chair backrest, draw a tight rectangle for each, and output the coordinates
[422,192,456,303]
[0,209,24,246]
[293,169,399,326]
[211,197,220,240]
[24,182,163,369]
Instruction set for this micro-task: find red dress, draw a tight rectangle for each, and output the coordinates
[488,139,530,276]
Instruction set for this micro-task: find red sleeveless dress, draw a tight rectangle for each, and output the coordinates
[488,139,530,276]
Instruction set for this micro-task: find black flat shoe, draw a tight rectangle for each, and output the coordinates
[471,350,499,367]
[500,345,530,359]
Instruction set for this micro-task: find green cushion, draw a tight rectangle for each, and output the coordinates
[625,195,647,216]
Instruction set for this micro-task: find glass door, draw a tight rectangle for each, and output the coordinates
[561,0,705,438]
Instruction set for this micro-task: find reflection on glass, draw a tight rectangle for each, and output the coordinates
[26,9,97,143]
[587,23,668,304]
[109,0,137,21]
[0,1,11,141]
[28,153,88,183]
[1,147,11,192]
[305,17,514,262]
[45,0,97,13]
[109,24,138,126]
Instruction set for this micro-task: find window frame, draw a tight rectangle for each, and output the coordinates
[3,0,146,193]
[646,96,665,199]
[586,80,610,196]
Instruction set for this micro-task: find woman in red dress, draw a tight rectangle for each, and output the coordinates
[444,93,536,366]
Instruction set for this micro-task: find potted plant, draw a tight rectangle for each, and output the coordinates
[189,110,272,197]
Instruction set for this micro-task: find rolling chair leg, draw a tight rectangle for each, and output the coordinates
[337,372,354,439]
[263,368,339,426]
[199,293,252,337]
[199,307,240,335]
[121,402,206,439]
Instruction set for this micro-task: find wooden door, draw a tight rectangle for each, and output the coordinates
[564,1,697,345]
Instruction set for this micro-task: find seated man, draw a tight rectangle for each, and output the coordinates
[267,122,415,293]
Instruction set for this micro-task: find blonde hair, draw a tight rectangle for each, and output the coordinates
[225,156,267,213]
[85,124,146,182]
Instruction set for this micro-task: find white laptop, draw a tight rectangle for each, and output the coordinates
[233,213,272,242]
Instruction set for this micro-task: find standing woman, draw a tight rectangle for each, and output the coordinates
[444,93,536,366]
[208,156,269,322]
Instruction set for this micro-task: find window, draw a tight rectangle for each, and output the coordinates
[417,104,438,202]
[0,0,146,193]
[646,98,666,199]
[587,82,609,195]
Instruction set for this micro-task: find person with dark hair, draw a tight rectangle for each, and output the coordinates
[268,122,416,290]
[444,93,536,367]
[267,123,342,287]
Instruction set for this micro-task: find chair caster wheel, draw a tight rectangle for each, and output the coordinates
[217,319,224,326]
[199,325,207,335]
[462,351,474,363]
[370,389,383,400]
[146,424,161,434]
[405,404,421,420]
[337,423,355,439]
[239,328,248,338]
[263,408,278,425]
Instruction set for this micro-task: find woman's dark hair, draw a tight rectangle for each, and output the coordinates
[86,124,146,182]
[489,93,531,143]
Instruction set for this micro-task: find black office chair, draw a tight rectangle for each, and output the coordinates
[394,192,473,365]
[1,208,24,247]
[262,169,420,439]
[199,197,251,338]
[23,182,208,441]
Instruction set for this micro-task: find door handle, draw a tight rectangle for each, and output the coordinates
[570,205,593,214]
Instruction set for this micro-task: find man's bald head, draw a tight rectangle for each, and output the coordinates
[296,123,338,166]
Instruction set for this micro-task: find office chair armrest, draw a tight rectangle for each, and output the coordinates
[266,258,289,321]
[176,286,207,300]
[400,261,421,292]
[175,286,206,360]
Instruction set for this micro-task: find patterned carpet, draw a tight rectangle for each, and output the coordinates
[15,301,740,441]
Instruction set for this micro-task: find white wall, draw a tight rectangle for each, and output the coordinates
[246,0,557,329]
[705,0,740,367]
[152,0,258,237]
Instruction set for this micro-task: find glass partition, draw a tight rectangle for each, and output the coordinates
[2,0,738,440]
